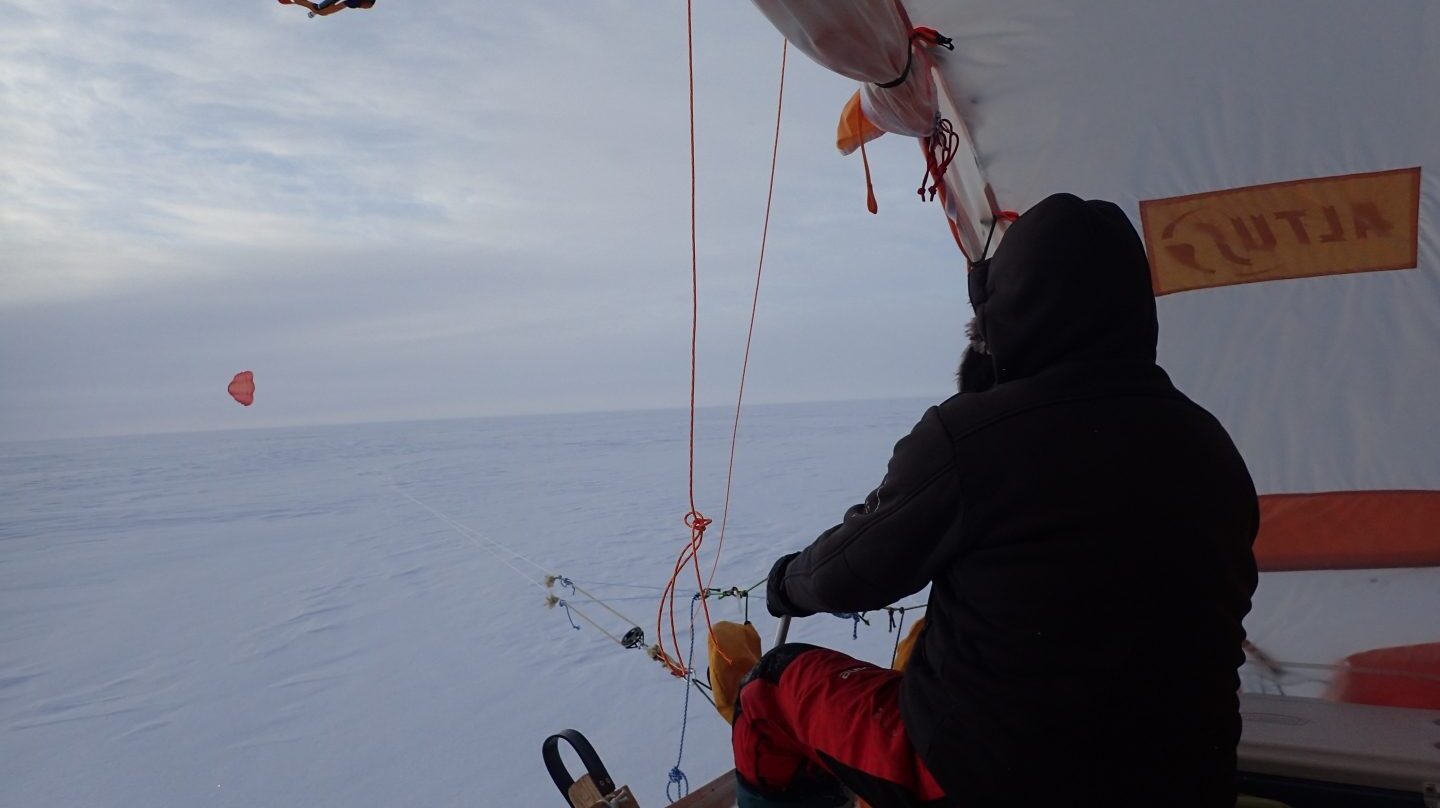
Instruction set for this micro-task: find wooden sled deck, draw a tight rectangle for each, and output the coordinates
[549,692,1440,807]
[671,771,738,808]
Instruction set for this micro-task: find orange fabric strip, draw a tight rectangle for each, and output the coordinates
[1324,642,1440,711]
[1256,490,1440,571]
[1140,167,1422,295]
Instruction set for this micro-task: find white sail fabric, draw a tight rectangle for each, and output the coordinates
[749,0,939,138]
[754,0,1440,702]
[895,1,1440,697]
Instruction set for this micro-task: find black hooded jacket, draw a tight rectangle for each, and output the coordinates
[767,194,1259,807]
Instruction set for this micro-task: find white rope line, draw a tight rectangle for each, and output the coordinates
[370,472,777,656]
[390,486,550,594]
[561,579,645,632]
[391,484,550,573]
[548,596,629,648]
[562,580,670,592]
[386,482,652,636]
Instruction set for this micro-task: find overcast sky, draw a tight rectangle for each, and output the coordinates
[1,1,971,442]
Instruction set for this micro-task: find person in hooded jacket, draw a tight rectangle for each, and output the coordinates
[728,193,1259,808]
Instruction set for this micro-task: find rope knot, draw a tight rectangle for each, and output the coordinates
[649,645,688,677]
[833,611,869,640]
[887,606,906,632]
[683,510,712,533]
[544,574,577,595]
[917,118,961,202]
[666,766,690,800]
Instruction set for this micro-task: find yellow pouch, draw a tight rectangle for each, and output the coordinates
[892,616,927,672]
[707,621,762,725]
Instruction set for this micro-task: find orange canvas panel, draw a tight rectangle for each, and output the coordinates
[1324,642,1440,711]
[1255,490,1440,572]
[1139,168,1421,295]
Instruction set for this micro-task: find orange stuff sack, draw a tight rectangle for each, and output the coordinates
[707,621,763,725]
[836,91,885,156]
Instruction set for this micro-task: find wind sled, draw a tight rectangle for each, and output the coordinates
[546,1,1439,805]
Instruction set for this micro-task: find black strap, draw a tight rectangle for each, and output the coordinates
[877,29,954,90]
[876,45,914,89]
[541,729,616,803]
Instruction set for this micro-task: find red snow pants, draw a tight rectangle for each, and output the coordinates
[732,644,949,808]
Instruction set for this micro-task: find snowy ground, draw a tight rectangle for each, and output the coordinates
[6,396,1435,807]
[1,399,935,807]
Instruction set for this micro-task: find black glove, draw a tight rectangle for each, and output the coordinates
[765,552,812,618]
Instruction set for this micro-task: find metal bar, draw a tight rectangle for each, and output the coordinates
[772,615,791,647]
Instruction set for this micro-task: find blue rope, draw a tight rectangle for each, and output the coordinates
[833,611,867,640]
[666,765,689,802]
[556,576,577,596]
[557,600,581,631]
[665,593,702,802]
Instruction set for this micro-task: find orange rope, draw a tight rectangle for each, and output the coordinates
[655,0,714,678]
[860,139,878,214]
[706,39,787,590]
[655,13,793,680]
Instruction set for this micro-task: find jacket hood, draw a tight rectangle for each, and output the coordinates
[969,193,1158,383]
[956,317,995,393]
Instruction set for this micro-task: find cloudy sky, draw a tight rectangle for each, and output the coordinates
[1,1,970,441]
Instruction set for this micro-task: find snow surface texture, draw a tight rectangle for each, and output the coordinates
[4,398,1421,806]
[1,400,937,807]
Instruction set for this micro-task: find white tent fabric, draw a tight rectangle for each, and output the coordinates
[758,0,1440,698]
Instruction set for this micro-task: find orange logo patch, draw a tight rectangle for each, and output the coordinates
[1139,168,1421,295]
